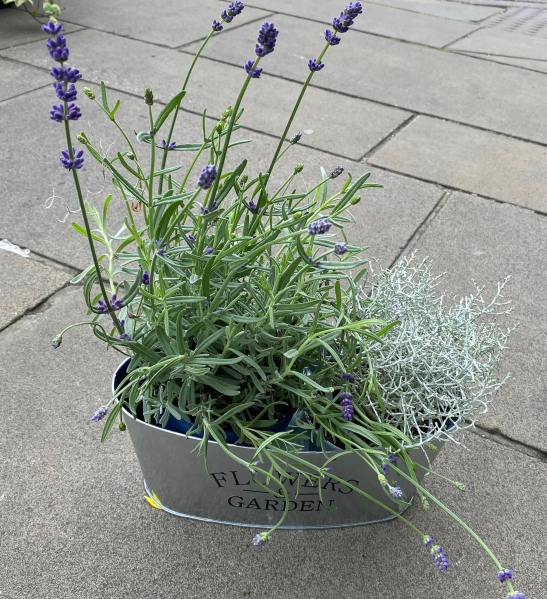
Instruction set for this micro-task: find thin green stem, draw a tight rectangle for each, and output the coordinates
[148,104,156,231]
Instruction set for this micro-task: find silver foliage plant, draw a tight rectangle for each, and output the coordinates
[355,254,515,448]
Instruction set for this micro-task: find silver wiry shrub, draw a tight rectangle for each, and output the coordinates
[354,253,515,448]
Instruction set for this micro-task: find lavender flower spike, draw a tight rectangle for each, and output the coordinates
[334,242,347,255]
[308,219,332,235]
[255,21,279,57]
[324,30,341,46]
[54,82,78,102]
[50,104,64,122]
[252,532,269,547]
[161,139,177,150]
[498,569,514,583]
[221,1,245,23]
[308,58,325,72]
[60,148,84,170]
[42,20,63,35]
[65,103,82,121]
[391,486,403,499]
[430,545,449,571]
[142,271,150,285]
[212,20,223,32]
[197,164,217,189]
[423,535,434,548]
[244,60,263,79]
[506,593,526,599]
[91,406,108,422]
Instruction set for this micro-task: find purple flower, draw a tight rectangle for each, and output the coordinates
[119,333,132,341]
[391,486,403,499]
[255,21,279,57]
[322,466,333,481]
[308,219,332,235]
[252,532,269,547]
[42,20,63,35]
[204,300,211,307]
[97,294,122,314]
[65,103,82,121]
[308,58,325,72]
[506,594,526,599]
[244,59,263,78]
[91,406,108,422]
[60,148,84,170]
[188,235,196,244]
[332,15,350,34]
[142,271,150,285]
[381,462,389,475]
[155,239,166,255]
[50,103,64,122]
[201,201,218,215]
[197,164,217,190]
[498,569,514,583]
[161,139,177,150]
[204,247,215,255]
[388,454,398,464]
[247,200,257,212]
[212,19,223,32]
[344,2,363,18]
[332,3,363,34]
[50,66,82,82]
[430,545,449,571]
[53,82,77,101]
[423,535,434,548]
[339,392,354,421]
[330,165,344,179]
[46,35,69,62]
[324,29,341,45]
[290,131,302,144]
[342,372,355,382]
[113,319,125,328]
[215,309,222,315]
[221,1,245,23]
[334,242,348,255]
[51,334,62,349]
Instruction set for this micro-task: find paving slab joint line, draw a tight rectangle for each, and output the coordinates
[0,25,88,52]
[360,114,418,162]
[469,424,547,462]
[0,81,52,106]
[388,190,451,269]
[174,12,276,51]
[450,47,547,75]
[441,25,484,49]
[26,249,80,276]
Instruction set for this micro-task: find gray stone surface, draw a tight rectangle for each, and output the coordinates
[0,29,411,159]
[0,8,83,50]
[0,286,543,598]
[0,250,69,330]
[0,84,441,270]
[448,27,547,59]
[243,1,479,48]
[183,14,547,144]
[458,53,547,75]
[0,56,51,101]
[408,192,547,451]
[363,0,502,21]
[60,0,271,48]
[368,116,547,212]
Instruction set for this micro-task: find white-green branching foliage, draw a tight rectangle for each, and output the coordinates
[45,5,524,595]
[352,254,515,448]
[2,0,61,17]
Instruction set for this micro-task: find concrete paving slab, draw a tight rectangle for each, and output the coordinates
[183,14,547,144]
[364,0,502,22]
[0,7,83,51]
[0,286,543,598]
[60,0,271,48]
[407,192,547,451]
[0,250,69,330]
[0,56,51,101]
[0,80,440,270]
[242,0,480,48]
[368,116,547,212]
[457,52,547,75]
[448,27,547,60]
[0,29,412,160]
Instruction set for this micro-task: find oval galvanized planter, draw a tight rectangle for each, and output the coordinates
[115,360,443,529]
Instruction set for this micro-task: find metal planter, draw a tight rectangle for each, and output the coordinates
[115,360,443,529]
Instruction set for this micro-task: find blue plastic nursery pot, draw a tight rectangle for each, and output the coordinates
[114,358,295,443]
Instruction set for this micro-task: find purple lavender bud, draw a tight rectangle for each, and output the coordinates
[324,29,341,45]
[252,532,269,547]
[381,462,389,475]
[64,67,82,83]
[50,66,65,81]
[204,300,211,307]
[423,535,434,548]
[204,247,215,255]
[119,333,132,341]
[46,35,68,61]
[506,594,526,599]
[334,242,348,255]
[344,2,363,18]
[65,103,82,121]
[332,16,350,34]
[339,392,353,401]
[388,454,398,464]
[212,19,224,32]
[215,309,222,315]
[247,200,257,212]
[197,165,217,190]
[51,334,62,349]
[255,21,278,57]
[307,219,332,235]
[53,82,78,102]
[161,139,177,150]
[50,103,64,122]
[187,235,196,244]
[142,271,150,285]
[42,20,63,35]
[430,545,449,571]
[308,58,325,72]
[221,1,245,23]
[290,131,302,144]
[322,466,333,481]
[391,486,403,499]
[113,319,125,328]
[91,406,108,422]
[342,372,355,382]
[60,148,84,170]
[329,165,344,179]
[498,569,514,583]
[244,59,263,79]
[111,294,122,310]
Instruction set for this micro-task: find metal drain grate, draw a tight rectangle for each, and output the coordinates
[482,8,547,38]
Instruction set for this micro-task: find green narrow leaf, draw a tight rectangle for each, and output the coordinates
[102,194,112,231]
[71,222,108,246]
[154,90,186,132]
[101,401,123,442]
[109,99,121,121]
[100,81,110,113]
[335,280,342,311]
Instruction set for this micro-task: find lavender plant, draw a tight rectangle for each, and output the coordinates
[43,4,523,598]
